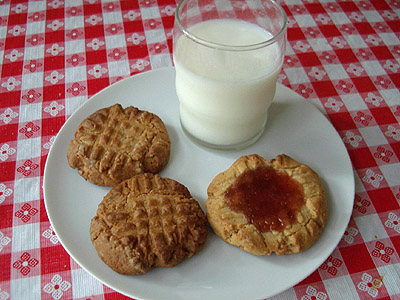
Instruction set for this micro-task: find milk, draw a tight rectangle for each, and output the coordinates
[174,19,283,147]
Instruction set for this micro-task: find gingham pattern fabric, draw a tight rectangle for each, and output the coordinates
[0,0,399,299]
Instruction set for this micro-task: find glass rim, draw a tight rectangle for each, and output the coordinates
[174,0,288,51]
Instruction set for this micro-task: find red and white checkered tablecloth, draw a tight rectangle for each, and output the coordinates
[0,0,399,299]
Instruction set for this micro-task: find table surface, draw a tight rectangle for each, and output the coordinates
[0,0,399,300]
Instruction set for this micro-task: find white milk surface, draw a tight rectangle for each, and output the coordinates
[174,19,282,146]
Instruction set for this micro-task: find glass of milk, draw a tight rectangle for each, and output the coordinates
[173,0,287,150]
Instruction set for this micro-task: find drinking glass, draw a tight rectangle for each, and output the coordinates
[173,0,287,150]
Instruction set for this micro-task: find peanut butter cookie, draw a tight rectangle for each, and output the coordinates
[90,173,208,275]
[67,104,170,186]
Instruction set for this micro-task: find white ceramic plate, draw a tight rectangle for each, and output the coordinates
[44,67,354,300]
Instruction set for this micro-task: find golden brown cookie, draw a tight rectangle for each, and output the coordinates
[206,154,327,256]
[67,104,171,186]
[90,173,208,275]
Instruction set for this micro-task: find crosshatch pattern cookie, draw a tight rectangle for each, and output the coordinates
[67,104,171,186]
[206,154,327,256]
[90,173,208,275]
